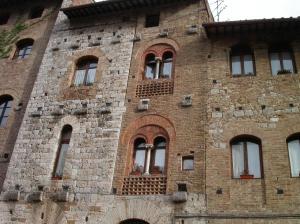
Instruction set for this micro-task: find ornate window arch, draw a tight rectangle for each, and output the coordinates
[142,44,176,80]
[14,38,34,59]
[0,95,13,127]
[73,56,98,86]
[230,135,263,179]
[287,133,300,177]
[130,126,168,176]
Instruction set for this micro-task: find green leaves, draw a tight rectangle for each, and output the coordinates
[0,23,27,59]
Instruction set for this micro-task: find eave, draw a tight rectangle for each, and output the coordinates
[203,17,300,39]
[61,0,193,19]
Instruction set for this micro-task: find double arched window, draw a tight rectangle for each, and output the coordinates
[15,39,34,59]
[231,135,263,179]
[0,95,13,127]
[52,125,73,179]
[287,133,300,177]
[132,136,167,175]
[143,46,174,80]
[230,44,255,76]
[73,56,98,86]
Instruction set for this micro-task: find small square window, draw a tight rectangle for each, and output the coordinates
[29,7,44,19]
[182,155,194,171]
[145,14,160,28]
[0,13,10,25]
[178,183,187,192]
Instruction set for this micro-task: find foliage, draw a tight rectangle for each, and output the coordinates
[0,23,27,59]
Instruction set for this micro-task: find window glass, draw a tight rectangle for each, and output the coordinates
[53,125,72,178]
[0,96,13,127]
[282,52,294,73]
[86,68,96,85]
[232,142,244,178]
[74,58,98,86]
[244,54,254,75]
[270,53,281,75]
[161,52,173,79]
[247,142,261,178]
[231,56,242,75]
[16,40,34,59]
[133,139,146,173]
[74,69,85,86]
[145,54,156,79]
[288,139,300,177]
[153,139,166,173]
[182,156,194,170]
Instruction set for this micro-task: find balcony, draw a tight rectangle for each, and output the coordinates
[136,80,173,97]
[122,175,167,195]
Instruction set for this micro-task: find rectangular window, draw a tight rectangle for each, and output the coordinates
[145,14,160,28]
[182,156,194,171]
[288,139,300,177]
[270,53,281,75]
[178,183,187,192]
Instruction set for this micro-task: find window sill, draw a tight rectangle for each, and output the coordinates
[51,177,63,180]
[232,74,256,78]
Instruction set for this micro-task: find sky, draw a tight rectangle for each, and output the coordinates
[209,0,300,21]
[94,0,300,22]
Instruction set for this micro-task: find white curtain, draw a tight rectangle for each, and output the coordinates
[86,68,96,85]
[74,69,85,86]
[231,56,242,75]
[270,53,281,75]
[282,52,294,73]
[247,142,261,178]
[288,140,300,177]
[243,54,254,75]
[232,143,244,178]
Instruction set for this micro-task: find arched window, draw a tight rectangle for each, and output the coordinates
[161,51,173,79]
[120,219,149,224]
[130,127,168,176]
[231,135,263,179]
[15,39,34,59]
[287,133,300,177]
[144,53,156,79]
[150,137,166,174]
[230,44,255,76]
[269,44,296,75]
[143,45,175,80]
[52,125,73,179]
[0,95,13,127]
[132,138,146,174]
[74,57,98,86]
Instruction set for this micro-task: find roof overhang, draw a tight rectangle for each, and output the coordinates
[203,17,300,39]
[61,0,192,19]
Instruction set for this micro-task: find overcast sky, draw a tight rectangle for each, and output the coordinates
[94,0,300,21]
[209,0,300,21]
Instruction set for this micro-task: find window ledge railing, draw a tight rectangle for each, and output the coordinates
[122,175,167,195]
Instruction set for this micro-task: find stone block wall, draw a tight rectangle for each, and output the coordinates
[0,0,62,190]
[206,37,300,222]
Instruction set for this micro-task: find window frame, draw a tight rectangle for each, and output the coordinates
[0,95,13,128]
[269,47,297,76]
[73,57,98,87]
[230,45,256,77]
[230,135,264,179]
[14,39,34,60]
[182,155,194,171]
[142,47,175,81]
[130,131,168,176]
[145,13,160,28]
[52,125,73,180]
[287,133,300,178]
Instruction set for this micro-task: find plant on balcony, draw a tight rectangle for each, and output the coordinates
[277,69,292,75]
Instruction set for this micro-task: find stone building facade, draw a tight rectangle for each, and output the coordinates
[0,0,300,224]
[0,0,62,190]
